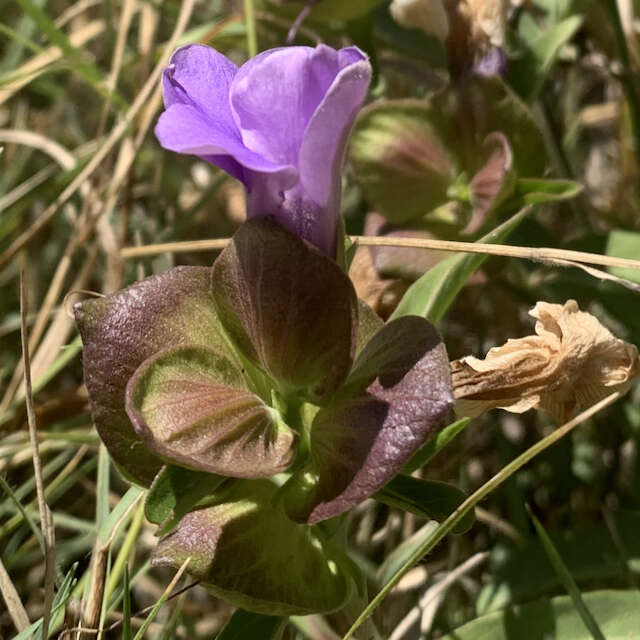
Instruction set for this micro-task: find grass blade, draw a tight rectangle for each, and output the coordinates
[132,557,191,640]
[527,504,606,640]
[122,565,132,640]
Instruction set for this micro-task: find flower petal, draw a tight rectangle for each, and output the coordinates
[230,45,365,166]
[295,52,371,255]
[162,44,238,127]
[157,44,297,186]
[155,104,294,179]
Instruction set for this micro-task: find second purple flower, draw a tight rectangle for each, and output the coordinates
[155,43,372,258]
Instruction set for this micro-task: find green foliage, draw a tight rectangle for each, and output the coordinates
[391,207,531,322]
[477,512,640,613]
[402,418,471,474]
[527,505,606,640]
[145,466,225,534]
[376,476,474,533]
[215,609,287,640]
[351,77,548,228]
[444,591,640,640]
[606,229,640,284]
[510,14,583,100]
[153,480,355,616]
[126,345,297,477]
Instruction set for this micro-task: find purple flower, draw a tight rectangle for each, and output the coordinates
[155,43,372,257]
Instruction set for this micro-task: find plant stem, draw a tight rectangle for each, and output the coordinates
[244,0,258,57]
[604,0,640,158]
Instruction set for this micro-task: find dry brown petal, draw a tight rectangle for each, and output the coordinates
[389,0,450,42]
[461,0,507,49]
[451,300,639,423]
[348,246,407,320]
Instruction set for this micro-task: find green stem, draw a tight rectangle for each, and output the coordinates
[604,0,640,158]
[343,391,622,639]
[244,0,258,57]
[104,501,146,603]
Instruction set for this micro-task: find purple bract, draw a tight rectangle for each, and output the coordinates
[155,43,372,257]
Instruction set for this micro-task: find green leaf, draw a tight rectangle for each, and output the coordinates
[75,267,238,486]
[509,15,583,100]
[391,207,531,322]
[376,476,474,533]
[355,299,384,357]
[514,177,583,203]
[477,511,640,614]
[12,563,77,640]
[126,345,296,478]
[606,229,640,284]
[429,76,547,178]
[153,480,354,616]
[97,486,143,546]
[282,316,453,524]
[351,100,455,224]
[443,590,640,640]
[145,465,225,534]
[378,520,439,586]
[122,565,132,640]
[216,609,287,640]
[527,505,606,640]
[403,418,470,474]
[212,218,358,404]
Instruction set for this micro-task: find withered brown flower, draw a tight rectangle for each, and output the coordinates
[451,300,639,424]
[389,0,508,75]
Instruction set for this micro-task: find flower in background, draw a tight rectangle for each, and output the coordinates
[155,44,371,257]
[389,0,508,77]
[389,0,450,42]
[451,300,639,423]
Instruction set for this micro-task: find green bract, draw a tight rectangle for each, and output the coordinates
[75,218,454,614]
[350,76,546,232]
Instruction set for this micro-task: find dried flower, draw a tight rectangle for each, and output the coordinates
[155,44,371,257]
[389,0,508,77]
[451,300,639,423]
[389,0,450,42]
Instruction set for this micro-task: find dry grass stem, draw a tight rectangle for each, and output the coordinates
[119,235,640,273]
[0,19,106,105]
[0,0,197,271]
[20,272,56,640]
[0,556,30,632]
[475,506,525,544]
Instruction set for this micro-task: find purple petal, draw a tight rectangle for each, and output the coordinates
[230,45,365,166]
[155,103,293,178]
[157,44,297,188]
[297,53,371,255]
[162,44,238,126]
